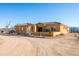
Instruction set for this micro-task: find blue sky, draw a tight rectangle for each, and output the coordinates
[0,3,79,28]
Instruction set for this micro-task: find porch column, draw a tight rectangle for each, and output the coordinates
[34,24,36,32]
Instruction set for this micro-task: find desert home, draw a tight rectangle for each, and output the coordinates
[32,22,69,37]
[15,23,34,35]
[15,22,69,37]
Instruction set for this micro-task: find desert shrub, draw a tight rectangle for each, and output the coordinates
[75,31,79,33]
[1,31,4,33]
[74,34,77,37]
[59,33,64,36]
[17,33,20,35]
[9,30,15,34]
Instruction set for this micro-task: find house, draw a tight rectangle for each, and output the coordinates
[15,22,69,37]
[32,22,69,37]
[15,23,34,35]
[70,27,79,33]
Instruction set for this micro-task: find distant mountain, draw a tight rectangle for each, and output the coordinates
[70,27,79,32]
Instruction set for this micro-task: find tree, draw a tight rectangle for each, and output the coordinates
[5,21,11,34]
[26,26,32,36]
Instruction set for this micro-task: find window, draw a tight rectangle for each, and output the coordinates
[50,26,57,32]
[43,29,49,32]
[38,27,43,32]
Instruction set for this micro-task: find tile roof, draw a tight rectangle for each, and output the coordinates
[15,23,33,26]
[36,22,61,24]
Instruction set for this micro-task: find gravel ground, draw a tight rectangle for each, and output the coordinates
[0,33,79,56]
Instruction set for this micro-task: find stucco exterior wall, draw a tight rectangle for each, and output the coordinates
[15,25,27,33]
[33,23,69,37]
[15,23,69,37]
[32,32,63,37]
[32,32,52,36]
[60,24,69,34]
[15,24,34,34]
[35,24,61,32]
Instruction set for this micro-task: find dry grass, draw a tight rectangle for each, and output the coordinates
[0,33,78,56]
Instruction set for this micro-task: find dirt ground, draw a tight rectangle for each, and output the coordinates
[0,33,79,56]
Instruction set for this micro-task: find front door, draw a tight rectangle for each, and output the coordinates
[38,27,43,32]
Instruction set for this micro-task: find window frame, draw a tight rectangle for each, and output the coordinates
[50,26,57,32]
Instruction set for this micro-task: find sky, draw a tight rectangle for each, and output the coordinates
[0,3,79,28]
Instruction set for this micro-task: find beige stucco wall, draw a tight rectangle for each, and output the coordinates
[32,32,52,36]
[15,23,69,37]
[52,32,62,37]
[15,24,35,34]
[32,32,63,37]
[60,24,69,34]
[33,31,68,37]
[33,24,69,37]
[36,24,61,32]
